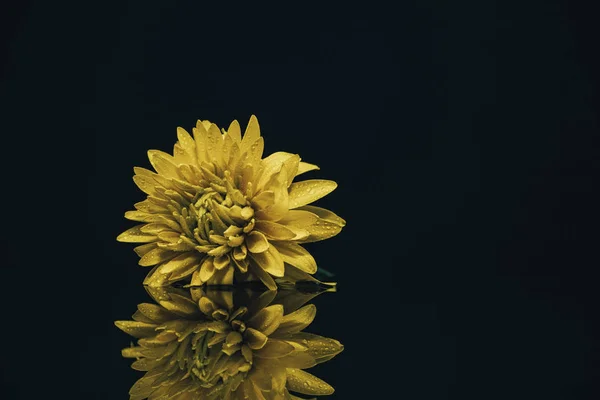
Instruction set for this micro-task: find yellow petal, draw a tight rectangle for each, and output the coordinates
[245,231,270,253]
[207,244,230,257]
[168,261,201,282]
[277,351,316,369]
[132,174,159,196]
[274,304,316,335]
[176,127,197,163]
[134,199,168,214]
[278,210,318,228]
[299,218,344,243]
[250,245,285,277]
[256,167,289,221]
[232,256,249,273]
[140,223,172,235]
[213,254,231,270]
[248,137,265,163]
[192,121,209,163]
[227,119,242,143]
[272,242,317,274]
[114,321,157,338]
[240,115,261,153]
[199,258,215,282]
[297,205,346,227]
[221,130,234,166]
[245,327,268,350]
[207,265,234,285]
[147,150,180,179]
[258,152,299,190]
[190,269,202,286]
[160,252,201,274]
[247,304,283,336]
[254,339,295,359]
[117,225,157,243]
[251,190,275,211]
[285,369,334,396]
[286,333,344,363]
[226,331,243,346]
[233,244,247,260]
[249,262,277,290]
[288,180,337,209]
[138,247,177,267]
[295,161,320,176]
[205,122,224,165]
[254,221,296,240]
[133,242,157,257]
[125,211,162,223]
[136,303,176,324]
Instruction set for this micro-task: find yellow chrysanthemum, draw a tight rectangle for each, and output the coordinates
[115,286,343,399]
[117,116,345,289]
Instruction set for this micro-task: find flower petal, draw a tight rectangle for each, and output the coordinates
[245,231,270,253]
[240,115,261,153]
[254,221,296,240]
[125,211,163,223]
[288,180,337,209]
[274,304,316,335]
[254,339,295,359]
[160,252,202,275]
[175,127,197,165]
[128,372,158,399]
[285,332,344,364]
[251,191,275,213]
[117,225,157,243]
[299,218,344,243]
[199,258,215,282]
[147,150,180,179]
[245,327,268,350]
[205,122,224,165]
[273,242,317,274]
[227,119,242,143]
[250,245,285,277]
[256,166,289,221]
[297,205,346,227]
[213,254,231,270]
[114,321,157,338]
[278,210,319,228]
[136,303,176,324]
[138,247,177,267]
[249,262,277,290]
[295,161,320,176]
[133,174,159,196]
[277,351,316,369]
[258,152,299,190]
[192,121,209,163]
[247,304,284,336]
[133,242,157,257]
[226,331,243,346]
[207,265,234,285]
[286,368,334,396]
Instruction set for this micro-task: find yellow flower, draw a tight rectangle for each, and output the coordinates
[117,116,345,288]
[115,286,343,399]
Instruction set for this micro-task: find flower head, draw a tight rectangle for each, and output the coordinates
[117,116,345,288]
[115,286,343,399]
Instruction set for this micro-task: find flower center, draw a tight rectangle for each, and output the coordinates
[186,169,256,259]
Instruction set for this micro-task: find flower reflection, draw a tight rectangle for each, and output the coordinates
[115,285,342,399]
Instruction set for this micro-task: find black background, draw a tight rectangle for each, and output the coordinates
[2,1,600,399]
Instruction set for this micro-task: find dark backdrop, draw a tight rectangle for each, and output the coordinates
[1,1,599,399]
